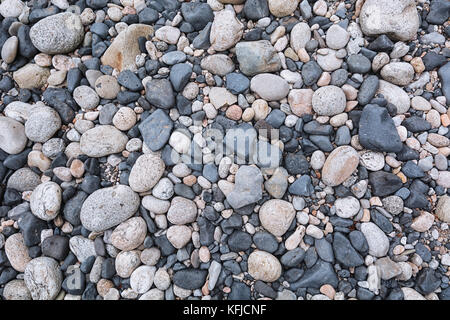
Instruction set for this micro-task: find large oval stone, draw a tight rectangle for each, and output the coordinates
[250,73,289,101]
[0,116,27,154]
[24,257,62,300]
[166,196,197,225]
[80,125,128,157]
[259,199,295,236]
[80,185,140,232]
[30,12,84,54]
[359,0,420,41]
[30,181,62,221]
[128,153,165,193]
[322,146,359,187]
[248,250,282,282]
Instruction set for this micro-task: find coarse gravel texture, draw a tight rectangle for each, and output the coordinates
[0,0,449,301]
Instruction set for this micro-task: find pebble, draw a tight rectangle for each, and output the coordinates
[377,80,410,114]
[288,89,314,117]
[290,22,311,52]
[80,185,140,232]
[95,75,120,99]
[80,125,128,157]
[30,13,84,54]
[130,266,156,294]
[226,166,263,209]
[167,197,197,225]
[248,250,281,282]
[250,73,289,101]
[312,85,346,116]
[326,24,349,50]
[154,268,171,290]
[155,26,181,45]
[167,225,192,249]
[322,146,359,186]
[236,40,281,76]
[201,54,235,76]
[30,181,62,221]
[359,0,419,41]
[1,36,19,63]
[316,49,343,72]
[264,167,288,199]
[359,151,385,171]
[264,0,295,17]
[380,62,414,86]
[0,0,25,18]
[69,236,96,263]
[102,24,154,71]
[111,217,147,251]
[13,63,50,89]
[25,106,61,143]
[210,9,243,51]
[5,233,31,272]
[411,212,434,233]
[360,222,389,258]
[259,199,295,236]
[24,257,62,300]
[3,280,31,300]
[128,153,165,193]
[436,195,450,223]
[335,197,361,219]
[0,116,28,154]
[375,257,402,280]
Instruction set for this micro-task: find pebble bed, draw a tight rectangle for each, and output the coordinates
[0,0,449,301]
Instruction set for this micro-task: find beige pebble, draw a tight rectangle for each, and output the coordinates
[28,150,51,172]
[320,284,336,299]
[241,107,255,122]
[317,72,331,86]
[97,279,115,297]
[69,159,85,178]
[199,246,210,263]
[112,106,137,131]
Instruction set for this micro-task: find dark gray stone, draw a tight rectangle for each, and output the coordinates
[145,79,175,109]
[42,235,70,261]
[349,230,369,253]
[181,2,214,31]
[333,232,364,267]
[117,70,144,91]
[290,260,338,289]
[402,116,432,133]
[226,73,250,94]
[315,238,334,263]
[280,248,305,267]
[359,104,403,152]
[138,109,173,151]
[253,232,278,253]
[173,268,208,289]
[358,75,379,105]
[347,54,371,74]
[243,0,269,20]
[170,63,192,92]
[369,171,403,197]
[302,61,322,86]
[288,175,314,196]
[438,62,450,106]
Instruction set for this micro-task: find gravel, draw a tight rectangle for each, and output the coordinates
[0,0,448,302]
